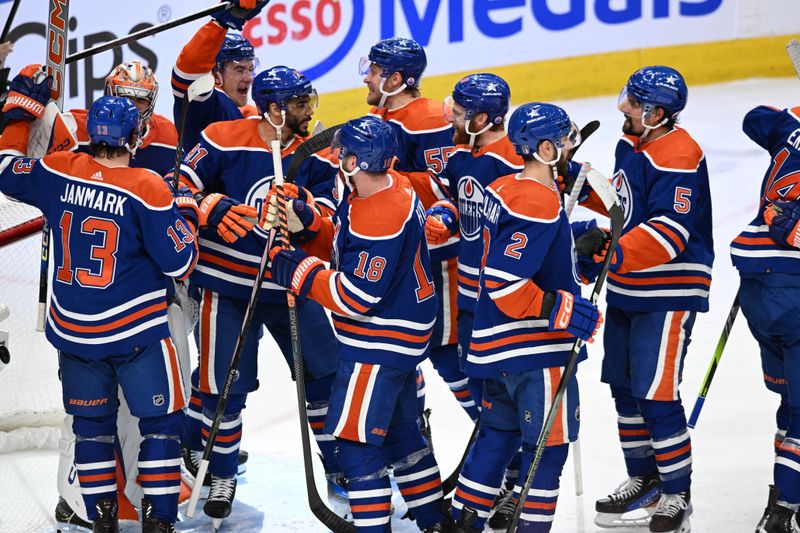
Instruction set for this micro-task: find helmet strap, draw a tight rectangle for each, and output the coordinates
[265,109,287,145]
[378,77,407,109]
[465,116,492,148]
[532,146,562,184]
[638,107,669,141]
[340,159,359,191]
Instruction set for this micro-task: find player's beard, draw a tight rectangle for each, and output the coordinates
[285,112,310,137]
[622,114,642,136]
[366,85,382,107]
[452,124,471,146]
[555,150,569,178]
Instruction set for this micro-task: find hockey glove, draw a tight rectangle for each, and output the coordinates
[543,290,603,342]
[260,196,321,242]
[574,220,610,256]
[592,239,623,273]
[198,193,258,243]
[766,201,800,248]
[425,200,458,245]
[169,183,201,231]
[3,64,52,122]
[268,246,324,299]
[211,0,266,31]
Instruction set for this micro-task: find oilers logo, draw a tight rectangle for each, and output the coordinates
[246,176,275,238]
[458,176,485,241]
[612,169,633,228]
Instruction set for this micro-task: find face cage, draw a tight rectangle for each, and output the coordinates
[106,84,157,122]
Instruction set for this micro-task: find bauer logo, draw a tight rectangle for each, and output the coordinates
[243,0,365,81]
[457,176,484,242]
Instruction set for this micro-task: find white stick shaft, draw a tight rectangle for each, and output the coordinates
[186,459,209,517]
[565,162,591,217]
[572,438,584,496]
[271,140,285,185]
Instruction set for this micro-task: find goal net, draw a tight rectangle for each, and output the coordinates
[0,192,62,453]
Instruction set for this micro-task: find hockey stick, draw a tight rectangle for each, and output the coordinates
[787,39,800,78]
[285,123,342,183]
[439,122,601,498]
[272,138,356,533]
[507,171,624,533]
[1,0,21,42]
[65,1,270,65]
[686,292,739,429]
[171,73,215,188]
[37,0,69,331]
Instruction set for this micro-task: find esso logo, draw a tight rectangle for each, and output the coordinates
[612,169,633,228]
[245,176,274,238]
[457,176,485,241]
[243,0,365,81]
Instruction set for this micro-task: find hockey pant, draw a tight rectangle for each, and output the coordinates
[326,360,448,532]
[452,369,578,531]
[183,288,340,476]
[60,338,186,523]
[602,306,695,494]
[57,302,191,522]
[740,274,800,505]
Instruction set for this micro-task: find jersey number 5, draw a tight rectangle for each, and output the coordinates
[674,187,692,214]
[56,211,119,288]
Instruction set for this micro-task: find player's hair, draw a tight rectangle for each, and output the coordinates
[91,131,139,159]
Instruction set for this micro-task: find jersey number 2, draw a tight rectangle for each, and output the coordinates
[56,211,119,288]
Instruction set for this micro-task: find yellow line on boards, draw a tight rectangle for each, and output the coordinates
[314,33,800,126]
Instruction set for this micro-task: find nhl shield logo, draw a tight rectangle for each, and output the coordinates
[458,176,485,241]
[152,394,165,407]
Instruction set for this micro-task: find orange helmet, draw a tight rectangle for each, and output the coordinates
[104,60,158,122]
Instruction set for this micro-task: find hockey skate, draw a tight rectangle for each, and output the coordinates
[92,498,119,533]
[595,473,661,528]
[180,445,248,489]
[55,497,92,532]
[758,503,800,533]
[649,491,691,533]
[420,407,434,450]
[204,475,237,532]
[141,498,176,533]
[487,483,516,530]
[454,506,481,532]
[756,486,780,532]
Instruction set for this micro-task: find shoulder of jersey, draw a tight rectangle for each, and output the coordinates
[451,135,522,167]
[202,117,263,149]
[42,151,173,209]
[622,127,704,172]
[67,108,90,143]
[381,97,450,133]
[239,104,259,118]
[147,113,178,143]
[785,106,800,123]
[349,172,416,239]
[488,173,561,221]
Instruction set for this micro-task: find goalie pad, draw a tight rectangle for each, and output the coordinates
[28,102,77,158]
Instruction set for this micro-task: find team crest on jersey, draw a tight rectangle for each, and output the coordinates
[246,175,275,238]
[612,169,633,228]
[458,176,485,241]
[152,394,164,407]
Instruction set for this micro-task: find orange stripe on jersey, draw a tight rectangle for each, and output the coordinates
[630,127,703,171]
[332,318,432,343]
[338,364,373,442]
[581,189,610,216]
[654,443,691,462]
[202,428,242,443]
[470,330,572,352]
[79,472,116,483]
[239,104,259,118]
[619,429,650,437]
[308,271,350,315]
[400,479,441,496]
[200,252,259,277]
[733,235,775,246]
[50,302,166,333]
[608,273,711,287]
[446,257,458,345]
[458,275,479,288]
[175,20,227,76]
[455,134,523,166]
[0,120,30,153]
[351,503,391,513]
[172,79,189,90]
[546,367,565,445]
[371,97,450,132]
[138,472,181,482]
[490,278,546,320]
[488,173,561,221]
[523,500,558,510]
[301,216,334,261]
[199,290,213,393]
[455,488,495,508]
[349,171,415,239]
[616,226,674,274]
[202,118,267,150]
[164,338,186,411]
[653,312,685,400]
[649,222,685,250]
[335,276,370,314]
[310,421,325,430]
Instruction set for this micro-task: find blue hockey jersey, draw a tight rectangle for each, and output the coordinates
[69,109,178,177]
[178,117,338,302]
[591,128,714,312]
[171,20,246,152]
[0,122,198,358]
[302,171,437,371]
[731,105,800,274]
[444,135,523,313]
[466,174,585,378]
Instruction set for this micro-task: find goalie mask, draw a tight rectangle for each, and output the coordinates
[104,60,158,123]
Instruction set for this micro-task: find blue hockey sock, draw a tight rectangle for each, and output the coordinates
[305,373,339,474]
[429,343,479,421]
[181,385,204,451]
[638,398,691,494]
[138,411,183,523]
[201,393,246,478]
[775,396,800,504]
[335,439,392,532]
[73,413,117,520]
[611,385,657,477]
[513,443,568,532]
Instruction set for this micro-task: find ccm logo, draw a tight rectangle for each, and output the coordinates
[556,293,574,330]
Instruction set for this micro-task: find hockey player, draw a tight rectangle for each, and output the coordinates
[587,66,713,533]
[0,67,200,532]
[731,103,800,533]
[361,37,475,431]
[171,0,265,152]
[449,102,602,533]
[175,65,341,524]
[267,115,452,533]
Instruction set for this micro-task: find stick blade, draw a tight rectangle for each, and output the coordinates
[585,168,621,212]
[788,39,800,78]
[187,73,215,102]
